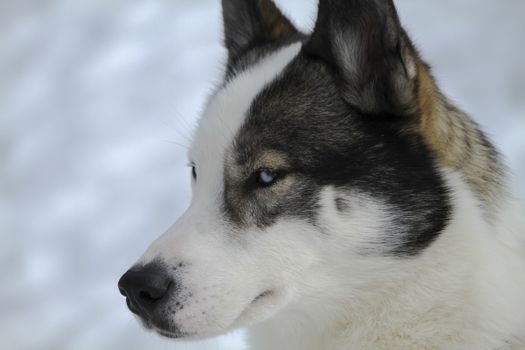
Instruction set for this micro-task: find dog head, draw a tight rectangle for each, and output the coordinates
[118,0,451,340]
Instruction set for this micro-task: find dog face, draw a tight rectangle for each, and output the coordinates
[118,0,452,340]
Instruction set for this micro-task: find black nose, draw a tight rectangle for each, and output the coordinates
[118,263,172,318]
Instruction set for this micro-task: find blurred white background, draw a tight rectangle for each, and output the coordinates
[1,1,524,349]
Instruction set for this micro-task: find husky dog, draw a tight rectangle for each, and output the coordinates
[118,0,525,349]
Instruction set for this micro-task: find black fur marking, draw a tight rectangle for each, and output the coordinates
[225,53,451,257]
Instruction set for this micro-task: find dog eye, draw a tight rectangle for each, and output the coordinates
[256,169,278,186]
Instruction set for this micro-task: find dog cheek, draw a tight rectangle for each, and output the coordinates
[247,221,322,283]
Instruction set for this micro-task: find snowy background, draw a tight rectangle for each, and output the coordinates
[1,0,524,349]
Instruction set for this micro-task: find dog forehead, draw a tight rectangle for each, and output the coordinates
[189,43,302,167]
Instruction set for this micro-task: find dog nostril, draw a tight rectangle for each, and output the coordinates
[139,290,155,301]
[138,282,172,302]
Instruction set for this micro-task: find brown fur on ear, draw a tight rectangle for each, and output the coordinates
[221,0,300,70]
[256,0,298,40]
[415,62,505,210]
[417,63,447,164]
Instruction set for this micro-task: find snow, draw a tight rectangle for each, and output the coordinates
[1,1,523,349]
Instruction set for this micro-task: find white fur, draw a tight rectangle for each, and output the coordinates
[137,43,525,349]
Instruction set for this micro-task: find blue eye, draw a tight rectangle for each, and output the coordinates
[257,170,277,186]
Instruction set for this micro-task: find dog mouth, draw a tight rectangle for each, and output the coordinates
[251,289,275,304]
[144,288,279,340]
[154,327,193,339]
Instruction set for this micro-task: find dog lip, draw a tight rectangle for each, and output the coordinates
[252,289,275,304]
[154,326,193,339]
[155,329,180,339]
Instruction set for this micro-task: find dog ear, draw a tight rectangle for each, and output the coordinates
[221,0,300,68]
[303,0,419,114]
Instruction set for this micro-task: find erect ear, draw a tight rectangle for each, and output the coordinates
[221,0,300,68]
[303,0,419,114]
